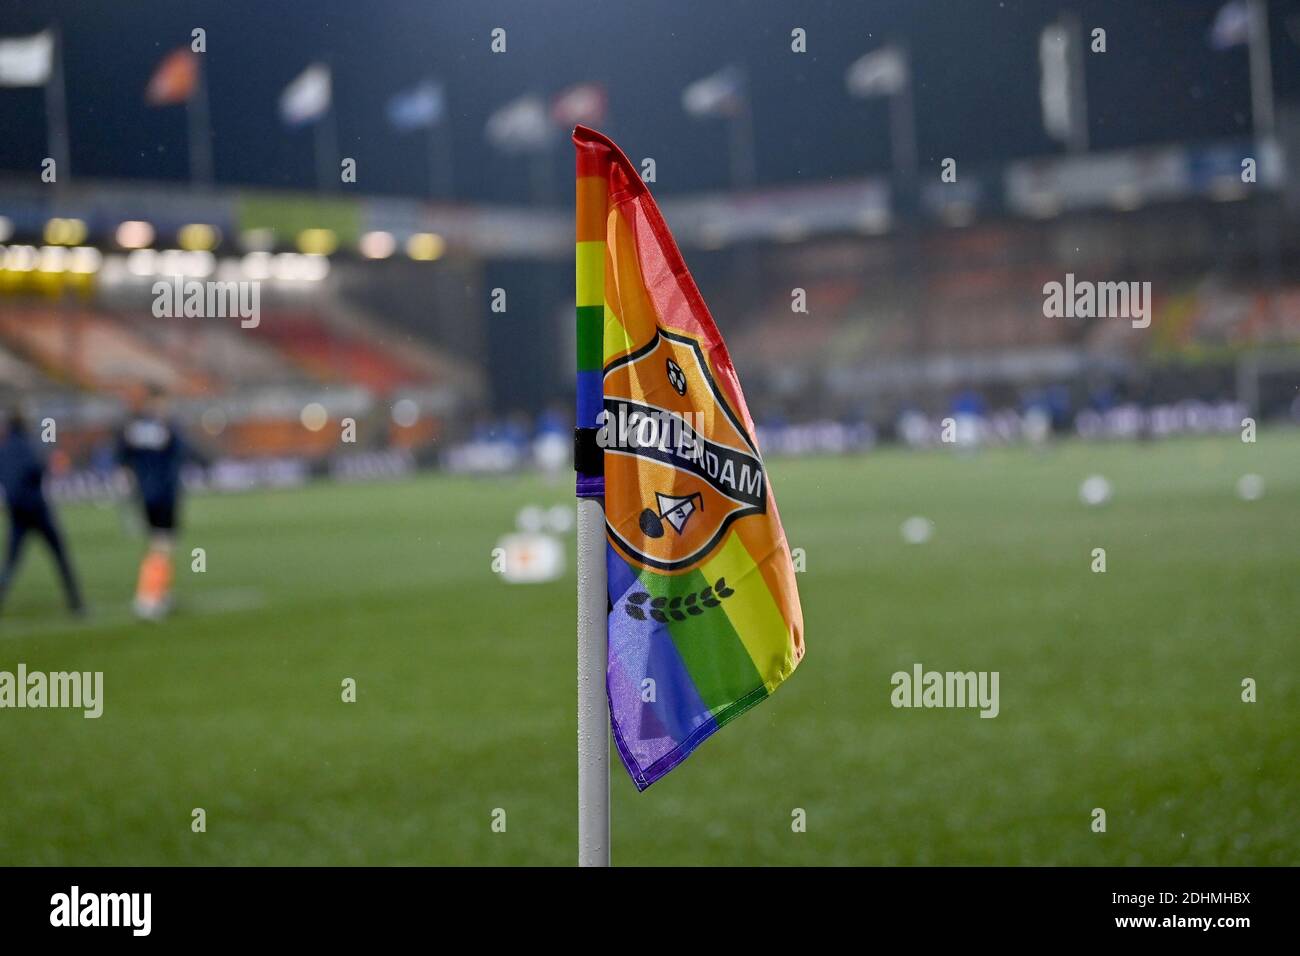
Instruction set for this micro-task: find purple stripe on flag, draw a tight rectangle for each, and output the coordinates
[575,474,604,498]
[606,547,717,788]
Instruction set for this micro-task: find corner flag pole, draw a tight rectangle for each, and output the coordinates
[575,129,610,867]
[576,495,609,865]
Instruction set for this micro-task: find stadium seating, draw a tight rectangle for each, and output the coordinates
[0,307,208,394]
[248,309,430,392]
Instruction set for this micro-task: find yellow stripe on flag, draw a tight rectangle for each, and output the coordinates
[699,533,795,692]
[576,240,605,308]
[603,301,638,364]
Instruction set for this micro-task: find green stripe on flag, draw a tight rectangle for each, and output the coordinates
[576,305,604,372]
[634,569,765,717]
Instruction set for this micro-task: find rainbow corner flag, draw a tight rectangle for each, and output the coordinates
[573,125,805,790]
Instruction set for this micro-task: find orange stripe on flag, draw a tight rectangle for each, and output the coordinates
[576,176,606,243]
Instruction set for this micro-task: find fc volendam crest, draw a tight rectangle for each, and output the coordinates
[602,330,767,573]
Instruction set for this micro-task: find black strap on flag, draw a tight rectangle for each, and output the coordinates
[574,427,603,476]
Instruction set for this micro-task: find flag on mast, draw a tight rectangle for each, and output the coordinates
[145,48,198,105]
[681,65,745,117]
[844,46,906,98]
[0,30,52,87]
[386,79,445,131]
[1209,1,1250,49]
[551,82,607,129]
[574,125,805,791]
[279,63,331,126]
[486,93,552,152]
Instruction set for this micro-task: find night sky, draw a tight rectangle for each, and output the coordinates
[0,0,1297,202]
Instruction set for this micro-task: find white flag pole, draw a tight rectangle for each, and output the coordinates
[425,123,455,199]
[45,25,70,184]
[1062,12,1089,153]
[1246,0,1274,139]
[576,495,609,866]
[188,56,214,187]
[727,70,757,191]
[575,127,610,867]
[311,63,337,193]
[886,45,917,179]
[438,86,456,199]
[315,106,338,193]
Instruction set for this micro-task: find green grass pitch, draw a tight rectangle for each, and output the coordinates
[0,432,1296,865]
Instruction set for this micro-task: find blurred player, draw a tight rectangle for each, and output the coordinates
[0,410,85,617]
[116,387,204,620]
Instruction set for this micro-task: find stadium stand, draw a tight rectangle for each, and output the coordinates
[0,306,209,394]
